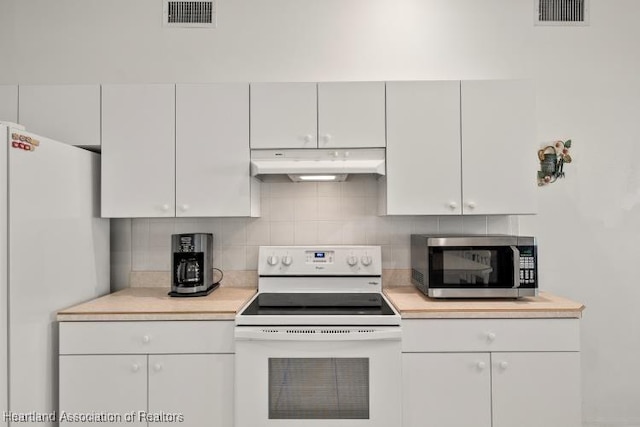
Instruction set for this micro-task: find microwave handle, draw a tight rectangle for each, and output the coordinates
[511,246,521,288]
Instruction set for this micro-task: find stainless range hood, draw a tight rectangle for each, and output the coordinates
[250,148,385,182]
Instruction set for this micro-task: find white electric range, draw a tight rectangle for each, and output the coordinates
[235,245,401,427]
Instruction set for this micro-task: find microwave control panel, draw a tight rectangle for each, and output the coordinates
[518,246,537,286]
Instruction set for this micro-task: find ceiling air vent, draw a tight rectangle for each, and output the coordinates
[163,0,216,28]
[536,0,589,26]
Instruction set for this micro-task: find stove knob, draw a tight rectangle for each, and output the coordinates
[282,256,293,266]
[361,256,372,266]
[347,255,358,266]
[267,255,279,266]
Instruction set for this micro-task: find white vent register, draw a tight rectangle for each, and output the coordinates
[536,0,589,25]
[163,0,216,28]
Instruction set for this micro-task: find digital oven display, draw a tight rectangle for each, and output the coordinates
[305,250,334,264]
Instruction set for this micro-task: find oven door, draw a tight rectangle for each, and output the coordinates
[235,326,402,427]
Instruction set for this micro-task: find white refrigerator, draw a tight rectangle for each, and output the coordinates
[1,124,110,427]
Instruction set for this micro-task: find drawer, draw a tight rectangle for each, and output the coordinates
[59,321,234,355]
[402,318,580,352]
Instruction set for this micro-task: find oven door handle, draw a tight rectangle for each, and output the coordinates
[235,327,402,342]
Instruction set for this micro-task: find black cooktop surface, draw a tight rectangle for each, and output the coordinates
[240,293,396,316]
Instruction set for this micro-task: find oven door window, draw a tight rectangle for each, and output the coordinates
[429,246,516,288]
[268,358,369,420]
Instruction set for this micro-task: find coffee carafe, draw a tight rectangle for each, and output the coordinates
[170,233,216,296]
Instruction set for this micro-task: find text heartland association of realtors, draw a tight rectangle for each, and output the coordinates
[3,410,185,423]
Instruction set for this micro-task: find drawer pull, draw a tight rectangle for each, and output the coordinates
[153,363,163,372]
[142,335,151,344]
[476,361,486,371]
[499,361,509,370]
[131,363,140,373]
[486,332,496,342]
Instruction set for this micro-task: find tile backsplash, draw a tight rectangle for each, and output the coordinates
[123,176,519,274]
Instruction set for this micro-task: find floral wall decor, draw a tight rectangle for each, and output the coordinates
[538,139,572,186]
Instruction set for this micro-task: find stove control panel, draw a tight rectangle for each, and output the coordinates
[306,250,335,264]
[258,246,382,276]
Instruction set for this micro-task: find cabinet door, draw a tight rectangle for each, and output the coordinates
[0,85,18,123]
[384,81,461,215]
[101,84,175,217]
[176,83,253,217]
[18,85,101,147]
[250,82,317,149]
[148,354,234,427]
[403,353,491,427]
[317,82,385,148]
[461,80,537,214]
[491,352,581,427]
[59,355,147,426]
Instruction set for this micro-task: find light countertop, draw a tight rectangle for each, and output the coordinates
[57,284,584,322]
[384,286,585,319]
[56,286,256,321]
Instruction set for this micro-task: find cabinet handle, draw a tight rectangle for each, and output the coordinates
[486,332,496,342]
[179,204,190,212]
[303,134,314,143]
[476,361,486,371]
[161,204,170,212]
[142,335,151,344]
[131,363,140,373]
[448,201,458,210]
[466,201,477,210]
[499,361,509,370]
[321,134,332,144]
[153,363,163,372]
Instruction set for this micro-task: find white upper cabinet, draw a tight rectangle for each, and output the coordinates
[0,85,18,123]
[461,80,537,215]
[384,81,462,215]
[18,85,101,148]
[250,82,317,149]
[176,83,257,217]
[250,82,386,149]
[317,82,386,148]
[382,79,536,216]
[101,84,176,218]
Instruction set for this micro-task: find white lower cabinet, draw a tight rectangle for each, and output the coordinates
[59,321,235,427]
[403,352,492,427]
[59,355,148,427]
[148,354,234,427]
[402,319,581,427]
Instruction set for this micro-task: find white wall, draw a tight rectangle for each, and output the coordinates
[2,0,640,425]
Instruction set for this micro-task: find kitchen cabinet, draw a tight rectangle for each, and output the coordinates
[101,84,176,218]
[59,321,235,427]
[250,82,385,149]
[102,83,258,218]
[0,85,18,123]
[381,79,536,215]
[18,85,101,148]
[461,80,537,215]
[402,318,581,427]
[59,355,147,426]
[176,83,258,217]
[383,80,461,215]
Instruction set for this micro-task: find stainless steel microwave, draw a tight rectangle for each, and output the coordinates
[410,235,538,298]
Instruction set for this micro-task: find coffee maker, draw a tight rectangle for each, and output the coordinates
[170,233,218,297]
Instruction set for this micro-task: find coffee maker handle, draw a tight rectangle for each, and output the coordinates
[176,259,186,284]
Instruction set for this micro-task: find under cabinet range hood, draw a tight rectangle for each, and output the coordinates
[250,148,386,182]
